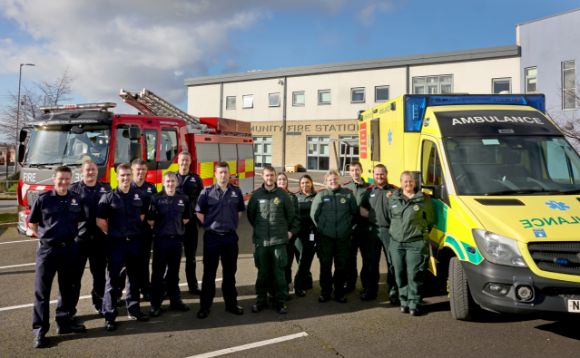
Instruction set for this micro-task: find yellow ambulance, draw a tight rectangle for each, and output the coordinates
[358,94,580,320]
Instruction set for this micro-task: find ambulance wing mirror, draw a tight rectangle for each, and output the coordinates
[18,144,26,163]
[429,183,450,206]
[19,129,28,142]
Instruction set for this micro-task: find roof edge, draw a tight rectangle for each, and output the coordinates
[185,45,520,87]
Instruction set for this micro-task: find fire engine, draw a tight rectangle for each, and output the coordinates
[16,88,254,235]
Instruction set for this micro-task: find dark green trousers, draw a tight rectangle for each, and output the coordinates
[318,235,350,299]
[294,234,316,291]
[388,239,429,310]
[254,244,288,306]
[361,226,398,299]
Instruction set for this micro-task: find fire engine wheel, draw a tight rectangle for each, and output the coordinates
[448,257,475,321]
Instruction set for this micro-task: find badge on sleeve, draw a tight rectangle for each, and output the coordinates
[340,198,346,204]
[413,204,420,211]
[273,197,280,205]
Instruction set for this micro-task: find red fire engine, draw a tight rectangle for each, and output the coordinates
[16,88,254,235]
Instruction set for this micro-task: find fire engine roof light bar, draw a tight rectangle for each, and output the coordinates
[39,102,117,113]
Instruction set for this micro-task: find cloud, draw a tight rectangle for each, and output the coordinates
[0,0,395,108]
[356,1,395,25]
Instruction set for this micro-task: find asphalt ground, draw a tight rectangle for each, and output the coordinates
[0,173,579,357]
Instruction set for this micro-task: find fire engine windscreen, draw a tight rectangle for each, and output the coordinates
[444,136,580,195]
[25,125,110,166]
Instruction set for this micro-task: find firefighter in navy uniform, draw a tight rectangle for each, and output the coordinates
[360,164,398,302]
[148,172,192,317]
[97,163,149,332]
[196,162,246,319]
[69,160,111,316]
[175,152,204,294]
[29,166,87,349]
[131,159,157,301]
[342,161,370,293]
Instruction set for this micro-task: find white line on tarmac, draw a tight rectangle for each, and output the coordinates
[0,239,38,245]
[186,332,309,358]
[0,279,223,313]
[0,262,35,269]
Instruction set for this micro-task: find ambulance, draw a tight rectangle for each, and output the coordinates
[358,94,580,320]
[17,89,254,235]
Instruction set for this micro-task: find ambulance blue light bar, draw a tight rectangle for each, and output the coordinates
[404,94,546,132]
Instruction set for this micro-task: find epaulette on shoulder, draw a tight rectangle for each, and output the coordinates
[343,186,354,193]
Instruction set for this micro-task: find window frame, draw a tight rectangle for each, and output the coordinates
[412,74,454,94]
[292,91,305,107]
[268,92,280,108]
[318,89,331,106]
[242,94,254,109]
[351,87,366,104]
[561,60,576,110]
[491,77,512,94]
[306,136,330,171]
[524,66,537,94]
[375,85,389,102]
[225,96,236,110]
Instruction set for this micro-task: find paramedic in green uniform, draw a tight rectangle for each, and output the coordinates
[311,170,358,303]
[387,171,434,316]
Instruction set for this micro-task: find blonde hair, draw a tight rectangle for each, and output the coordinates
[324,169,340,183]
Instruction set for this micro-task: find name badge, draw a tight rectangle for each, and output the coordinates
[259,199,267,203]
[323,198,331,202]
[309,233,315,242]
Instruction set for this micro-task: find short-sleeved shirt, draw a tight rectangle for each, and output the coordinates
[147,192,191,237]
[29,190,84,244]
[176,172,203,207]
[97,187,146,239]
[69,181,111,240]
[131,181,157,208]
[196,184,245,233]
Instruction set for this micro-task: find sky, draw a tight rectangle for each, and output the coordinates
[0,0,578,115]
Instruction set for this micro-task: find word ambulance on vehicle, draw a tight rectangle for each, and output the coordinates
[17,88,254,235]
[358,94,580,320]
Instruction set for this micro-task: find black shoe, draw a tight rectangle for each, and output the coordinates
[105,320,117,332]
[196,309,210,319]
[360,291,377,301]
[149,307,162,317]
[318,295,331,303]
[295,289,306,297]
[170,302,190,312]
[277,304,288,314]
[188,287,201,295]
[56,320,87,334]
[344,284,355,294]
[400,306,409,314]
[389,296,401,306]
[33,335,48,349]
[410,307,423,316]
[128,311,149,322]
[225,305,244,315]
[334,296,347,304]
[142,293,151,302]
[251,303,266,313]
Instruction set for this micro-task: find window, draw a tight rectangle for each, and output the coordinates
[242,95,253,109]
[562,60,576,110]
[421,140,443,187]
[338,135,359,172]
[253,136,272,168]
[318,89,331,105]
[492,78,511,94]
[524,67,537,93]
[144,129,157,163]
[292,91,305,106]
[269,92,280,107]
[307,136,330,170]
[351,87,365,103]
[375,85,389,102]
[226,96,236,110]
[413,75,453,94]
[114,126,132,164]
[160,128,178,161]
[370,119,380,162]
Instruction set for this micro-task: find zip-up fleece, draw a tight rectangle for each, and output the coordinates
[310,187,358,239]
[387,190,434,242]
[247,185,295,247]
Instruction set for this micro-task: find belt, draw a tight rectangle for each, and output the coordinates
[207,230,235,236]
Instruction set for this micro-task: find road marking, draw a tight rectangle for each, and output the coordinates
[0,279,223,312]
[0,239,38,245]
[186,332,309,358]
[0,262,35,269]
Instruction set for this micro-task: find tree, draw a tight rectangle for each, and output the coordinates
[0,69,74,144]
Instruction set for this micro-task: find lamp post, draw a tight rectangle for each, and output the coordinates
[14,63,35,174]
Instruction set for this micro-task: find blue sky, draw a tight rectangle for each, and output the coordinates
[0,0,578,114]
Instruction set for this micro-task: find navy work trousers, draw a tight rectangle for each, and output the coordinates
[71,237,106,315]
[200,231,239,310]
[150,237,183,308]
[183,221,199,291]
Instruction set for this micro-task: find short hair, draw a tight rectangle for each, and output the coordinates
[54,166,72,176]
[262,165,276,174]
[116,163,131,172]
[400,170,415,181]
[349,161,362,170]
[82,159,97,168]
[324,169,340,183]
[163,171,177,180]
[374,164,387,173]
[215,161,229,170]
[178,151,191,159]
[131,158,147,167]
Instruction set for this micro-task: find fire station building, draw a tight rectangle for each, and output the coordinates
[185,46,520,172]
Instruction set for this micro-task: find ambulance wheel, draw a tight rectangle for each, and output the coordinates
[448,257,475,321]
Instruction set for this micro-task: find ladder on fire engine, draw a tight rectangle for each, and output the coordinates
[119,88,209,133]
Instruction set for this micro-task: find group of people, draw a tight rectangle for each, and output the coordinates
[28,153,434,349]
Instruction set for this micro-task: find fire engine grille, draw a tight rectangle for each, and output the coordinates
[528,242,580,275]
[26,190,41,207]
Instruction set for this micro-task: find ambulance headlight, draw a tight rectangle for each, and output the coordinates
[472,229,527,268]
